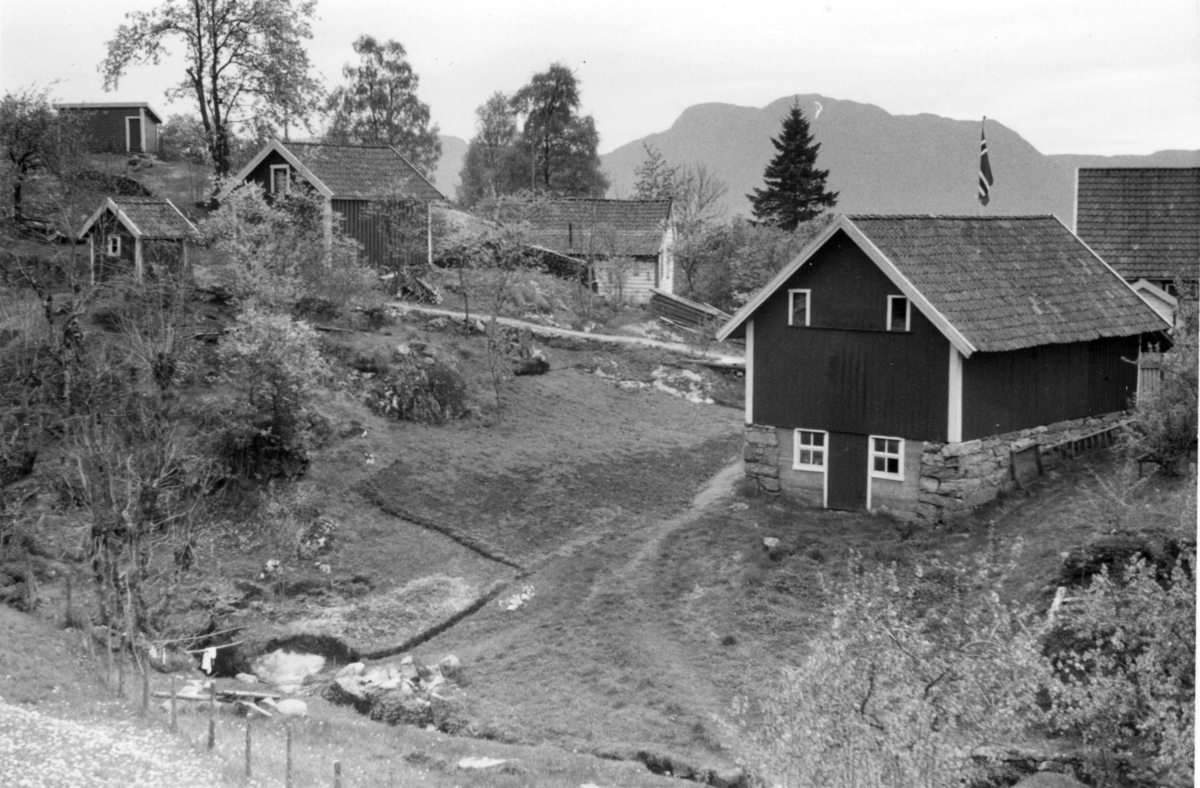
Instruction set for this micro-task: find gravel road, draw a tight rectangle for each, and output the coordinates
[0,700,227,788]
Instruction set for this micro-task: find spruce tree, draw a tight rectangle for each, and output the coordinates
[748,100,837,231]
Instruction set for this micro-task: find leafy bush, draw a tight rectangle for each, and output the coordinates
[366,354,467,424]
[742,549,1042,788]
[202,182,379,314]
[214,309,329,480]
[1043,553,1195,786]
[1122,299,1198,473]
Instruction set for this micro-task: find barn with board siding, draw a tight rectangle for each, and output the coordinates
[522,198,675,304]
[78,196,199,283]
[54,103,162,156]
[219,139,445,268]
[718,214,1168,521]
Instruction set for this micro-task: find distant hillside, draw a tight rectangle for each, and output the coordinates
[432,135,467,202]
[597,96,1200,225]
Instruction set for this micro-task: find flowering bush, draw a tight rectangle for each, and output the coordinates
[215,309,329,479]
[366,354,467,424]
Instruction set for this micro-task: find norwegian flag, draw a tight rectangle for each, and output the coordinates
[978,122,995,206]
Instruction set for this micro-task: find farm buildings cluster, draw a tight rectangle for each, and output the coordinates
[28,105,1200,522]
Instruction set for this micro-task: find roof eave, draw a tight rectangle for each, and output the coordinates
[1054,214,1173,334]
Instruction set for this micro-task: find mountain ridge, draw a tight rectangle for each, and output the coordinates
[433,95,1198,224]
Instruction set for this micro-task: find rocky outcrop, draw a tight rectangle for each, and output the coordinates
[322,653,467,733]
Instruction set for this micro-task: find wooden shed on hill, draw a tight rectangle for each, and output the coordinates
[219,139,445,268]
[1074,167,1200,326]
[718,214,1168,522]
[523,198,675,304]
[54,103,163,156]
[78,196,199,283]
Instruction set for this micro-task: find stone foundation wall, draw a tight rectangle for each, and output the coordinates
[743,411,1128,519]
[918,411,1127,521]
[744,424,781,493]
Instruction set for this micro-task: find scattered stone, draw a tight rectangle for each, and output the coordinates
[275,699,308,717]
[251,650,326,686]
[336,662,365,678]
[438,654,461,680]
[234,673,259,685]
[326,676,371,707]
[457,757,507,769]
[710,766,747,788]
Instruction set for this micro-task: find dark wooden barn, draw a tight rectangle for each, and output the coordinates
[54,102,162,156]
[718,214,1168,520]
[219,139,445,269]
[78,196,199,283]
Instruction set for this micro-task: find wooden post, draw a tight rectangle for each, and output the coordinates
[141,665,149,716]
[64,574,72,625]
[169,675,177,732]
[105,626,114,692]
[334,760,342,788]
[207,684,216,750]
[116,632,125,698]
[285,725,294,788]
[244,720,252,778]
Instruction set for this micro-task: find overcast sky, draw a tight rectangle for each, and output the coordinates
[2,0,1197,156]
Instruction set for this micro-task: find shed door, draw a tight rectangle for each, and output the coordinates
[827,432,868,511]
[127,117,142,152]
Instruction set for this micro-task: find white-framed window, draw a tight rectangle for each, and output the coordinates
[106,235,121,256]
[887,295,910,332]
[788,289,810,327]
[270,164,290,196]
[870,436,904,480]
[793,429,827,471]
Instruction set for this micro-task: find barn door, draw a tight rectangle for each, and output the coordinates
[127,117,142,152]
[827,432,868,511]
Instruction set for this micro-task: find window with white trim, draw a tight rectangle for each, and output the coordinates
[788,289,810,327]
[887,295,910,332]
[870,436,904,480]
[270,164,291,195]
[106,235,121,256]
[793,429,827,471]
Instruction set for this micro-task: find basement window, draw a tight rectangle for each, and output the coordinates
[106,236,121,256]
[794,429,827,471]
[788,289,810,327]
[887,295,910,331]
[870,436,904,481]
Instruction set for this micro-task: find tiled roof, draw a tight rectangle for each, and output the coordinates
[1075,168,1200,282]
[849,215,1167,353]
[107,197,197,239]
[285,142,444,202]
[522,199,671,258]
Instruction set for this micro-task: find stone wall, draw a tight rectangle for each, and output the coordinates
[744,424,781,493]
[743,411,1128,521]
[918,411,1127,522]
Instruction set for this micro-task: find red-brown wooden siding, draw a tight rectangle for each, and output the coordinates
[961,334,1140,439]
[333,199,426,268]
[61,107,159,155]
[751,231,951,441]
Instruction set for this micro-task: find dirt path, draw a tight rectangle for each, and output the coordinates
[416,455,753,768]
[390,302,745,368]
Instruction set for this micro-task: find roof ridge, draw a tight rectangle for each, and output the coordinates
[847,213,1059,220]
[286,140,397,150]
